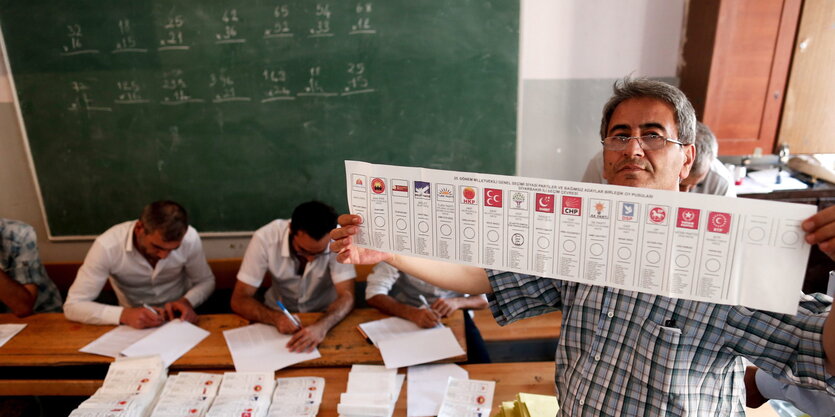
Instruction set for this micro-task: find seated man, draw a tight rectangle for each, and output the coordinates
[582,121,736,196]
[64,201,215,328]
[231,201,355,353]
[0,218,62,317]
[366,262,491,362]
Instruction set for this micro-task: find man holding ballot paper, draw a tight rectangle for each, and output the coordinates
[331,78,835,415]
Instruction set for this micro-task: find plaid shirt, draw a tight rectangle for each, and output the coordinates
[487,270,834,416]
[0,219,62,313]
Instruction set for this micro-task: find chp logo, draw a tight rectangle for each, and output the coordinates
[510,191,528,210]
[370,178,385,194]
[414,181,430,198]
[536,193,554,213]
[561,196,582,216]
[676,208,700,229]
[391,179,409,195]
[707,211,731,234]
[588,199,610,219]
[436,184,454,202]
[484,188,503,208]
[461,186,478,205]
[619,202,637,222]
[647,205,668,225]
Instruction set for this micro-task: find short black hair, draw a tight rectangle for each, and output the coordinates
[139,200,188,242]
[290,201,337,240]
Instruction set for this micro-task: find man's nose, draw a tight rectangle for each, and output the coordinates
[623,137,645,155]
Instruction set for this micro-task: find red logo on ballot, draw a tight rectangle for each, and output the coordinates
[676,208,700,229]
[562,196,582,216]
[536,193,554,213]
[484,189,503,207]
[707,212,731,234]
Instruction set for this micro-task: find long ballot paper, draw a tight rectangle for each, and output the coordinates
[223,323,320,372]
[345,161,816,314]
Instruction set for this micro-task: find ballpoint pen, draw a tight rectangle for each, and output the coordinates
[142,303,160,316]
[418,295,443,328]
[275,300,302,328]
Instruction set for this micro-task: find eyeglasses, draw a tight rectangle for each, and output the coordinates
[601,135,686,151]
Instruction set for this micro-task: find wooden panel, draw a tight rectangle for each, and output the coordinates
[778,0,835,153]
[473,309,561,342]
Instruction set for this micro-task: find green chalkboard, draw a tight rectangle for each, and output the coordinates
[0,0,518,236]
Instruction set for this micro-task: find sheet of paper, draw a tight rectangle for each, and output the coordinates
[222,323,320,372]
[0,323,26,347]
[437,377,495,417]
[358,316,423,346]
[345,160,817,314]
[120,320,209,367]
[377,326,464,369]
[79,325,154,358]
[408,364,468,417]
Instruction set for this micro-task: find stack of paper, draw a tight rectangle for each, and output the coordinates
[222,323,320,372]
[0,323,26,347]
[68,356,167,417]
[337,365,404,417]
[492,392,559,417]
[80,320,210,367]
[206,372,275,417]
[407,364,468,417]
[358,317,465,368]
[266,377,325,417]
[436,377,496,417]
[150,372,222,417]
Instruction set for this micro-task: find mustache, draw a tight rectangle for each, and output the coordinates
[614,158,653,172]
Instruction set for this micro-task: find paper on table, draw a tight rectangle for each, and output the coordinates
[377,326,464,369]
[407,364,468,417]
[0,323,26,347]
[79,325,154,358]
[358,316,422,346]
[222,323,320,372]
[437,377,496,417]
[120,320,209,367]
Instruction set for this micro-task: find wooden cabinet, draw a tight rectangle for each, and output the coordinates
[679,0,802,156]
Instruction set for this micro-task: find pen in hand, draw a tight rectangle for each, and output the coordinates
[418,295,443,328]
[275,300,302,329]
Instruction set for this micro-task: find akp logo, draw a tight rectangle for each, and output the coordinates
[562,196,582,216]
[461,186,478,205]
[588,199,609,219]
[676,207,700,229]
[619,202,637,221]
[392,179,409,195]
[371,178,385,194]
[535,193,554,213]
[648,206,667,224]
[414,181,430,198]
[511,191,528,210]
[437,184,454,203]
[707,211,731,234]
[484,188,502,207]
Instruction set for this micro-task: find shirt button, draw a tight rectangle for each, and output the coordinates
[595,354,601,361]
[579,398,585,406]
[607,311,614,318]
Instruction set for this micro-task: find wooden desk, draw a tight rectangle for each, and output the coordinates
[0,309,465,396]
[473,309,561,342]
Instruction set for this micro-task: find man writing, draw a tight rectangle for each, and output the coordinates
[231,201,355,353]
[331,78,835,415]
[64,201,215,328]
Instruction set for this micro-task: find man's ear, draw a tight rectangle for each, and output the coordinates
[679,144,696,181]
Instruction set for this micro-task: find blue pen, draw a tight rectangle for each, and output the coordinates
[275,300,302,328]
[418,295,443,328]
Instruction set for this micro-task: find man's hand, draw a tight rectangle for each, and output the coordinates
[408,307,441,328]
[431,298,460,318]
[164,298,197,323]
[330,214,393,264]
[286,322,327,353]
[274,312,301,335]
[804,205,835,261]
[120,306,164,329]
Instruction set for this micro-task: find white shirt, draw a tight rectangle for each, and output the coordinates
[236,219,355,313]
[581,151,736,197]
[64,221,215,325]
[365,262,465,307]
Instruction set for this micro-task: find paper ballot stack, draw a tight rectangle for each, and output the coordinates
[68,356,167,417]
[266,377,325,417]
[206,372,275,417]
[150,372,222,417]
[337,365,403,417]
[492,392,559,417]
[437,377,496,417]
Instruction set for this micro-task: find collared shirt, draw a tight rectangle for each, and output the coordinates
[487,270,834,416]
[0,219,62,313]
[237,219,355,313]
[64,221,215,325]
[365,262,465,308]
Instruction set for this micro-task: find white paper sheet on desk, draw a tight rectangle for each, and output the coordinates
[120,320,209,367]
[222,323,320,372]
[408,364,468,417]
[377,326,464,369]
[79,325,154,358]
[359,316,423,346]
[0,323,26,348]
[345,161,818,314]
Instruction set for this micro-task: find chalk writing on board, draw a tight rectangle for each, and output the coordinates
[216,9,246,44]
[112,18,147,54]
[351,2,376,35]
[160,69,204,105]
[264,5,293,39]
[309,3,333,38]
[68,81,112,112]
[299,66,338,97]
[261,68,294,102]
[343,62,374,96]
[61,24,99,56]
[114,80,149,104]
[159,13,189,51]
[210,68,251,103]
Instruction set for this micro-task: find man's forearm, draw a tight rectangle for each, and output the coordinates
[0,270,35,317]
[230,292,281,325]
[387,254,492,295]
[314,292,354,332]
[367,294,420,320]
[455,295,488,310]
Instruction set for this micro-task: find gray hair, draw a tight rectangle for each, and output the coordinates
[691,121,718,176]
[599,77,697,145]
